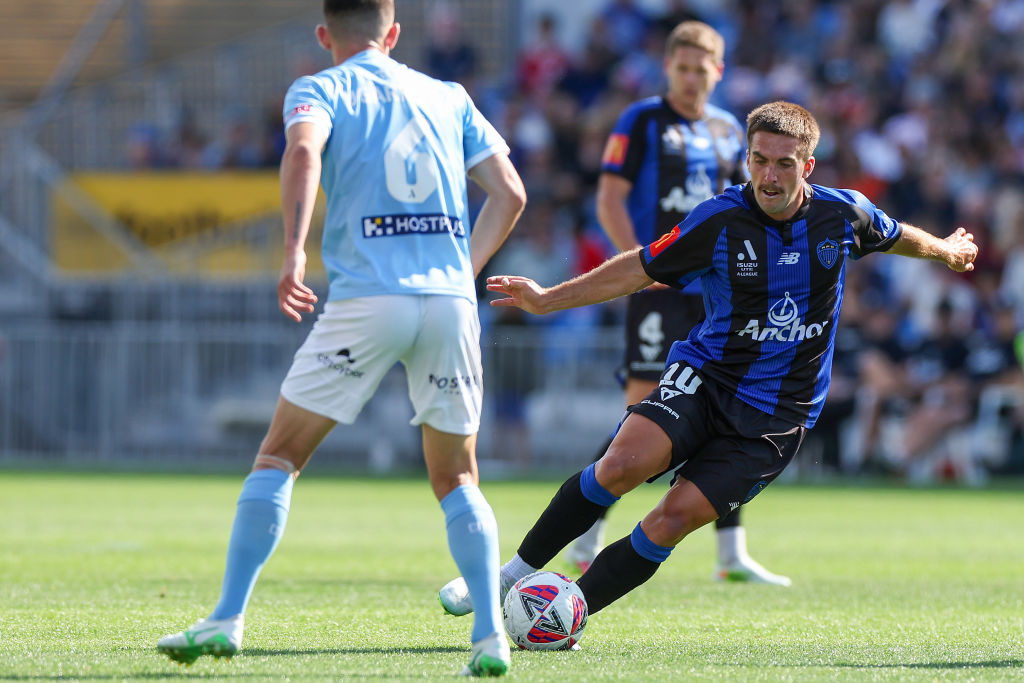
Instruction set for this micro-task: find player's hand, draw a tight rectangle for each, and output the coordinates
[278,250,318,322]
[944,227,978,273]
[486,275,549,315]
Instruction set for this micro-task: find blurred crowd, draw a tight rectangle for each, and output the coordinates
[127,0,1024,481]
[478,0,1024,482]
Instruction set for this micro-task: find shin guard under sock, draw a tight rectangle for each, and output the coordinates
[210,469,293,619]
[576,524,672,614]
[517,467,617,568]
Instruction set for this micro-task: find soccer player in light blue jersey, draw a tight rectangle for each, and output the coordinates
[158,1,525,676]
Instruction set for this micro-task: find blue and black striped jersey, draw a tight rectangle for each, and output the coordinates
[639,183,903,428]
[601,96,748,245]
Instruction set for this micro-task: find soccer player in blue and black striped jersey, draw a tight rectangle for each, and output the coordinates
[446,101,977,618]
[565,20,790,587]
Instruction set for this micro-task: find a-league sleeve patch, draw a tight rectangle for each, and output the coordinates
[602,133,628,167]
[647,225,681,258]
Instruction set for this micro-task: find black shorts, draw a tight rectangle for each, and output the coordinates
[626,362,805,518]
[624,289,705,381]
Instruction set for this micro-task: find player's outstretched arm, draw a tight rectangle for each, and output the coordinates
[278,122,328,321]
[468,154,527,277]
[486,248,654,315]
[888,224,978,273]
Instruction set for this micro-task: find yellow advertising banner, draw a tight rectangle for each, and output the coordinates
[52,172,324,277]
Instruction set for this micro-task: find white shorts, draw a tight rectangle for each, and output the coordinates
[280,295,483,435]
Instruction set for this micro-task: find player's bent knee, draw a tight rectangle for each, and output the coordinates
[253,454,299,475]
[643,513,694,547]
[595,450,652,492]
[645,500,714,546]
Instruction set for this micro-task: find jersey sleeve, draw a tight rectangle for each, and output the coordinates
[600,103,646,182]
[457,84,510,170]
[282,74,335,134]
[839,188,903,257]
[638,201,722,288]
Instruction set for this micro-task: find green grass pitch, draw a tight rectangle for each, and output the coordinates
[1,470,1022,680]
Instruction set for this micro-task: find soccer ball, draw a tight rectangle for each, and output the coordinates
[502,571,588,651]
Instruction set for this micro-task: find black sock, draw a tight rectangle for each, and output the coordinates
[715,506,741,530]
[589,436,614,521]
[576,535,660,614]
[517,471,608,568]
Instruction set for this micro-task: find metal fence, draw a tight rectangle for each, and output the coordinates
[0,320,624,472]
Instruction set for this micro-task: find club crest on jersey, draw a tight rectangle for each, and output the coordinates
[817,237,840,269]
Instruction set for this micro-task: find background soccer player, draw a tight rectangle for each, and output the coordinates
[158,1,525,676]
[441,100,977,619]
[566,20,789,586]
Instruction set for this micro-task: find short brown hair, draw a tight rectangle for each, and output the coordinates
[746,101,820,160]
[665,21,724,63]
[323,0,394,42]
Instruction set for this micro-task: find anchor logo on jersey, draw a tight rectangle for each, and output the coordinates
[767,292,800,327]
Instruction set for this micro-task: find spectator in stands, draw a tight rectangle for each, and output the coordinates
[201,117,264,169]
[424,2,477,86]
[599,0,652,58]
[901,299,974,482]
[516,13,571,102]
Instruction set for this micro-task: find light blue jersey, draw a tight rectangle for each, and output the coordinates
[283,49,509,303]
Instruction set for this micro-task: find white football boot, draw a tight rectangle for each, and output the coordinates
[713,527,791,586]
[439,572,517,617]
[459,632,511,677]
[713,557,792,586]
[157,615,244,664]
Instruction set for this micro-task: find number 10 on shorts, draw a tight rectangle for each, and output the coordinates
[660,362,703,396]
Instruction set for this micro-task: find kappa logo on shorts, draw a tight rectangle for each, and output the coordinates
[660,386,681,401]
[316,348,365,378]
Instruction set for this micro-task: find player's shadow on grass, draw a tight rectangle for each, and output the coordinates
[0,648,466,681]
[244,645,464,656]
[837,659,1024,670]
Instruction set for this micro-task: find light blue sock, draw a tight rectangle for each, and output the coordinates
[441,484,501,643]
[209,469,294,619]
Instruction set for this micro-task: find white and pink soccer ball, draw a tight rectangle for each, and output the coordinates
[502,571,588,651]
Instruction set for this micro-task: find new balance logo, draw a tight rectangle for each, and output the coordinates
[777,252,800,265]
